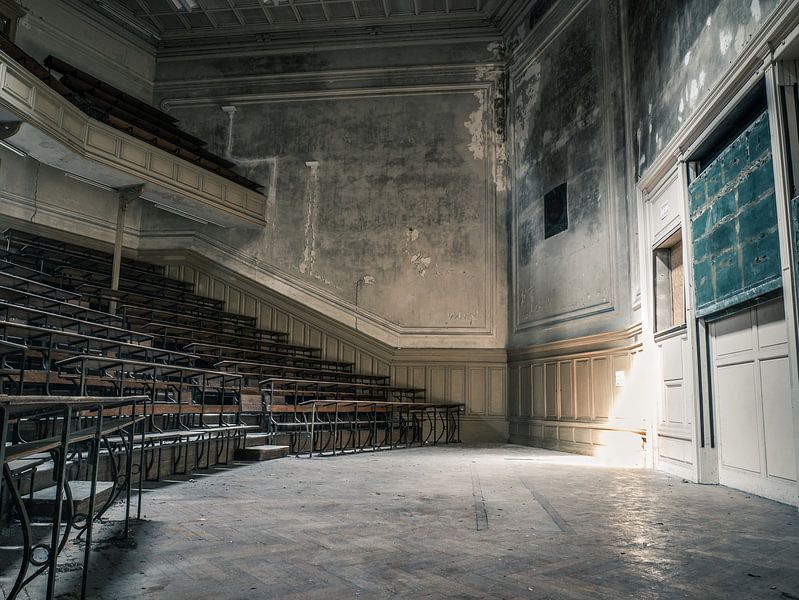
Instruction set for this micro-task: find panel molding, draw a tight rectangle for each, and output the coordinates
[151,78,505,345]
[508,323,646,457]
[508,0,624,334]
[139,247,509,442]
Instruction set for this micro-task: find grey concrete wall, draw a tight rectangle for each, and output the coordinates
[148,40,508,348]
[624,0,780,179]
[0,149,142,244]
[14,0,156,102]
[507,0,635,348]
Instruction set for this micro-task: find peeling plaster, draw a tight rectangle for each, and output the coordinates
[464,90,486,161]
[299,161,320,276]
[751,0,762,22]
[447,311,480,325]
[689,79,699,107]
[720,30,732,54]
[494,142,508,193]
[403,227,432,277]
[473,66,509,193]
[410,254,432,277]
[486,41,504,61]
[734,25,747,54]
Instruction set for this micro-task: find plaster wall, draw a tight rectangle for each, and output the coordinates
[0,149,142,243]
[147,40,508,350]
[625,0,781,180]
[504,0,648,459]
[508,0,635,348]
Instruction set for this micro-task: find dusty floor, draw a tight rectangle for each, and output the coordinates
[3,445,799,599]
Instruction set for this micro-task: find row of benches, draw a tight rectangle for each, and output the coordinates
[0,228,462,599]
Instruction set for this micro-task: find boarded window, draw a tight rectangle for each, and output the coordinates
[688,111,781,318]
[654,231,685,332]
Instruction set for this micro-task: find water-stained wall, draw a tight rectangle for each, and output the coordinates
[149,41,508,349]
[508,0,634,348]
[625,0,780,179]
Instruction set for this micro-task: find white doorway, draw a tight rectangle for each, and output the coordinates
[709,298,798,505]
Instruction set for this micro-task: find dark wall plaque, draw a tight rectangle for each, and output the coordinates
[544,183,568,239]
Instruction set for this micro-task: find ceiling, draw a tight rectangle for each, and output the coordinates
[82,0,514,47]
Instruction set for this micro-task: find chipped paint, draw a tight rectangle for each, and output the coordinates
[410,254,432,277]
[751,0,762,21]
[465,90,485,161]
[403,227,433,277]
[719,30,732,54]
[299,161,320,276]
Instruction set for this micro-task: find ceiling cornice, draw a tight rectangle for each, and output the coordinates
[55,0,159,53]
[155,24,503,59]
[70,0,517,56]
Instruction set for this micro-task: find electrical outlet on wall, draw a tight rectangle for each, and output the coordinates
[615,370,626,387]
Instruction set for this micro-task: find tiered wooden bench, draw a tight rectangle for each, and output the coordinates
[0,227,464,598]
[1,394,147,600]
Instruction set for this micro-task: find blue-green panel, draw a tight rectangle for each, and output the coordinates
[688,111,782,318]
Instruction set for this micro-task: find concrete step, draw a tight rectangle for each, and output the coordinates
[244,432,292,448]
[6,458,80,500]
[24,480,114,520]
[234,445,289,462]
[244,432,270,446]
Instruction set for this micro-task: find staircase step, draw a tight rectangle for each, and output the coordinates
[244,433,270,446]
[234,445,289,462]
[24,480,114,519]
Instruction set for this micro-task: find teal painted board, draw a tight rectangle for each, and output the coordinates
[688,111,781,318]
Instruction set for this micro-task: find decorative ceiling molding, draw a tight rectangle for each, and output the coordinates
[73,0,526,52]
[155,25,501,58]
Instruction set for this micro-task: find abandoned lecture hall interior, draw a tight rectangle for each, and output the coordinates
[0,0,798,598]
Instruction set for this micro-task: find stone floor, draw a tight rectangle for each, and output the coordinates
[3,445,799,599]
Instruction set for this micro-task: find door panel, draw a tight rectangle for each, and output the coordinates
[713,310,754,356]
[716,362,761,473]
[760,357,797,481]
[710,298,797,503]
